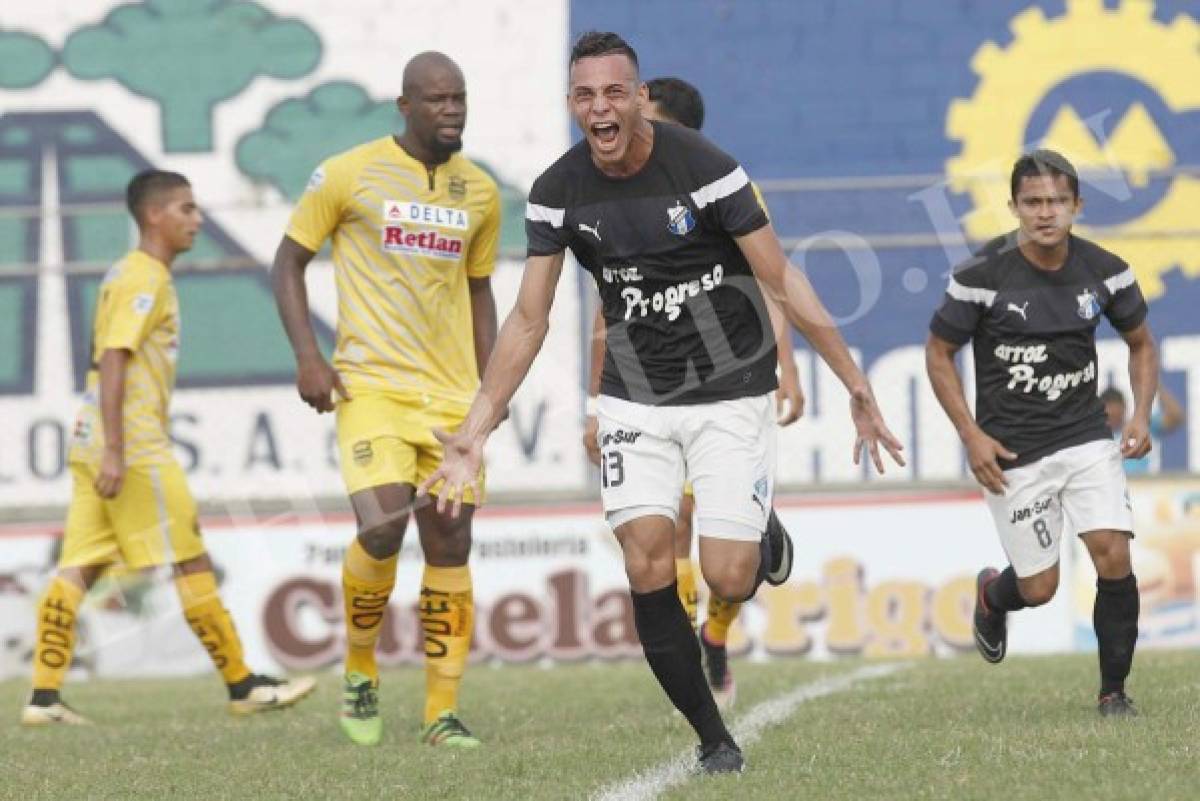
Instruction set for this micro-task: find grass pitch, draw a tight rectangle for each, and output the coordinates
[2,651,1196,800]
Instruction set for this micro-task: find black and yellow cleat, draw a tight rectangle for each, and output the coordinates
[700,623,736,712]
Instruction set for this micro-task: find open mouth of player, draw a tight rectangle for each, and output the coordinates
[591,122,620,150]
[437,124,463,140]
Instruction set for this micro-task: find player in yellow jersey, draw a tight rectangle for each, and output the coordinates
[21,170,316,727]
[581,77,804,710]
[272,52,500,748]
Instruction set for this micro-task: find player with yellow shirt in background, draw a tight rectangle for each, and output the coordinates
[272,52,500,748]
[21,170,315,727]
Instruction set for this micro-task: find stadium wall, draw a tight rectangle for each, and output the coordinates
[3,480,1197,680]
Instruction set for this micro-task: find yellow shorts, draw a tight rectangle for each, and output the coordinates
[336,393,485,503]
[61,460,205,570]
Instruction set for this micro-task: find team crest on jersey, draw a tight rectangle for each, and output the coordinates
[666,201,695,236]
[448,175,467,200]
[1076,287,1100,320]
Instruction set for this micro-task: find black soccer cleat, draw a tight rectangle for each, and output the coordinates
[973,567,1007,664]
[764,509,793,586]
[1097,691,1138,718]
[696,738,744,775]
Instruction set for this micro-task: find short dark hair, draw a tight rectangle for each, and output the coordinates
[1010,149,1079,200]
[570,31,638,72]
[1100,387,1127,406]
[647,77,704,131]
[126,169,190,225]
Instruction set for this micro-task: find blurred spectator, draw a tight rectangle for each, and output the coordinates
[1101,384,1184,475]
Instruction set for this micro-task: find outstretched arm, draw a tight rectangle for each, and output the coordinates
[736,224,903,471]
[419,252,566,514]
[272,235,347,413]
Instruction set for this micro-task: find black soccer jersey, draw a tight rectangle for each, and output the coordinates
[525,121,775,406]
[930,233,1148,469]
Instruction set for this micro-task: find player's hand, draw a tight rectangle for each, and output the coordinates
[582,415,601,466]
[296,355,349,413]
[776,372,805,426]
[417,428,485,518]
[1120,417,1152,459]
[964,428,1017,495]
[95,446,125,499]
[849,386,905,473]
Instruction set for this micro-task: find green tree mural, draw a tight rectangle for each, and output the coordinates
[0,28,56,88]
[62,0,321,153]
[236,81,401,200]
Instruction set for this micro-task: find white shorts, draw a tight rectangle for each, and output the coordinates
[595,394,775,542]
[983,438,1134,578]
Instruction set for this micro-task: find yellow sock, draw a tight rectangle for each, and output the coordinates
[704,594,743,646]
[175,570,251,685]
[175,568,250,681]
[31,576,85,691]
[342,538,398,682]
[419,564,473,724]
[676,558,699,628]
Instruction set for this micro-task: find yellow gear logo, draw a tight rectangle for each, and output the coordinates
[946,0,1200,300]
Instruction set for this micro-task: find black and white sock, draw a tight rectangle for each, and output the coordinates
[1094,573,1139,695]
[631,582,730,748]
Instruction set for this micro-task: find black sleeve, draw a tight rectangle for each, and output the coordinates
[525,171,570,257]
[929,274,990,345]
[1102,260,1149,332]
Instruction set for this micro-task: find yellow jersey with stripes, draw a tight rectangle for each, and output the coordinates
[70,250,180,467]
[287,136,500,408]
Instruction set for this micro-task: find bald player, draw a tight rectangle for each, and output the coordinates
[273,52,501,748]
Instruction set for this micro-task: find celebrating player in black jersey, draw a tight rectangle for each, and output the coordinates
[926,149,1156,717]
[422,32,903,772]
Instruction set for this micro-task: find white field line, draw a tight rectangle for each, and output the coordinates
[592,662,909,801]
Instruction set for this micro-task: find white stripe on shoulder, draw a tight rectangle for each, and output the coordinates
[690,166,749,209]
[1104,267,1136,294]
[525,202,565,228]
[946,277,996,307]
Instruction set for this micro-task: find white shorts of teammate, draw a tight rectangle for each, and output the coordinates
[983,438,1134,578]
[595,393,774,542]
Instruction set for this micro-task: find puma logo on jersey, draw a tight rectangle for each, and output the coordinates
[1006,301,1029,321]
[578,220,601,241]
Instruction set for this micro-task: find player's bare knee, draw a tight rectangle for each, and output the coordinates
[702,563,755,603]
[422,527,472,566]
[624,552,674,594]
[357,520,406,559]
